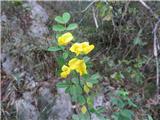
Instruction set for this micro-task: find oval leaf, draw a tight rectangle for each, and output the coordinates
[66,23,78,31]
[47,46,63,52]
[56,82,70,88]
[52,25,65,32]
[55,16,65,24]
[63,12,71,23]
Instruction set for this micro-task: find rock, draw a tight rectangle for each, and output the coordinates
[27,21,48,39]
[38,87,55,109]
[26,1,49,39]
[29,1,48,23]
[94,94,104,108]
[23,92,34,102]
[15,99,39,120]
[2,55,15,75]
[48,88,72,120]
[0,13,7,23]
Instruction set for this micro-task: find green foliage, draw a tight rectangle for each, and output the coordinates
[111,89,137,120]
[54,12,71,24]
[133,29,147,46]
[52,24,66,32]
[111,72,125,81]
[112,109,134,120]
[47,46,64,52]
[52,12,78,32]
[66,23,78,31]
[96,2,113,21]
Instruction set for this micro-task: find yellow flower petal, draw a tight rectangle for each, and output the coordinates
[60,65,71,78]
[76,60,87,76]
[60,72,68,78]
[68,58,87,76]
[81,105,87,114]
[70,42,94,55]
[69,43,81,56]
[83,45,95,54]
[68,58,80,70]
[58,32,73,46]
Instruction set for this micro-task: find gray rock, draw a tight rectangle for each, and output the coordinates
[38,87,55,107]
[23,92,34,102]
[0,13,7,23]
[94,94,104,108]
[15,99,39,120]
[26,1,49,39]
[27,21,48,39]
[29,1,48,23]
[48,88,72,120]
[2,55,15,75]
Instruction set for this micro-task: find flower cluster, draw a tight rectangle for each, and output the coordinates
[58,32,94,78]
[70,42,94,56]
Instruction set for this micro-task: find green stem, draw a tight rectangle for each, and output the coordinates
[77,75,92,120]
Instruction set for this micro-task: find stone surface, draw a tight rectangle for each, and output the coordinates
[15,99,39,120]
[48,88,72,120]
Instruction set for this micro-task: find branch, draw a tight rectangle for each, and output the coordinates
[92,7,99,29]
[81,1,96,13]
[139,0,159,20]
[153,19,160,99]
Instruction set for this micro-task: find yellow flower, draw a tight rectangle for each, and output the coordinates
[81,105,87,114]
[68,58,81,70]
[58,32,73,46]
[70,42,94,56]
[75,60,87,76]
[68,58,87,76]
[81,42,94,54]
[60,65,71,78]
[69,43,82,56]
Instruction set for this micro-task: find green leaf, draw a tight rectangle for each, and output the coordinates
[87,97,93,107]
[63,12,71,23]
[133,37,147,46]
[147,115,153,120]
[66,23,78,30]
[63,51,69,59]
[77,95,86,105]
[52,25,65,32]
[96,107,106,114]
[70,85,82,96]
[111,72,124,81]
[72,114,80,120]
[56,81,70,88]
[120,109,134,120]
[83,56,90,63]
[87,73,101,84]
[47,46,63,52]
[57,56,65,67]
[55,16,65,24]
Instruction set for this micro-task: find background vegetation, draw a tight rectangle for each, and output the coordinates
[1,1,160,120]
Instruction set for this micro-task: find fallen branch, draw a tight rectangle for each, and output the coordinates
[153,19,160,99]
[139,0,160,101]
